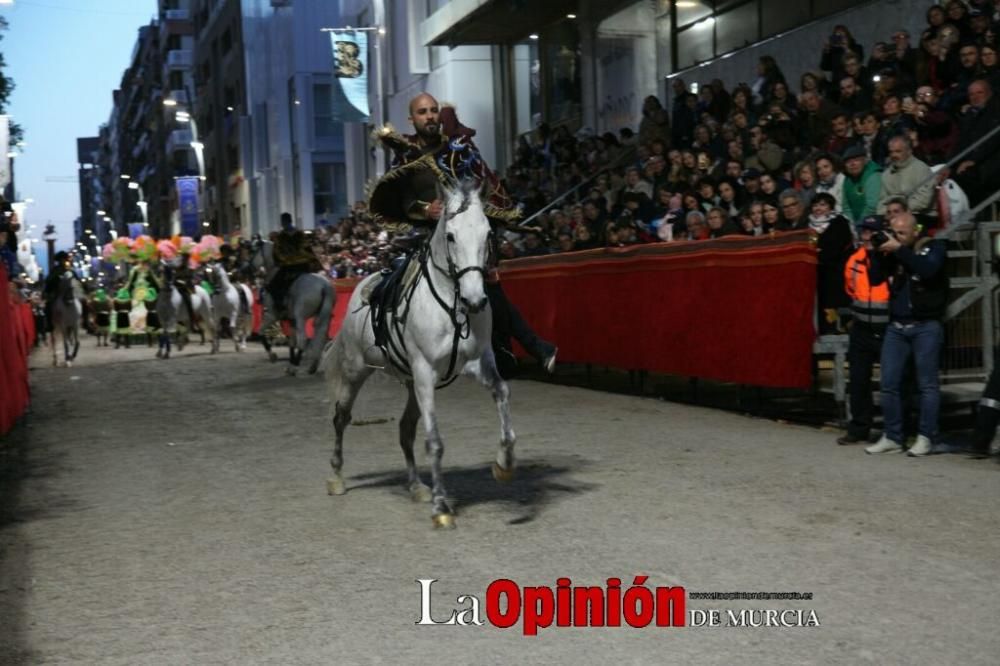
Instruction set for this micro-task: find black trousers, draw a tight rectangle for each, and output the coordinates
[487,281,553,378]
[847,323,884,439]
[973,364,1000,452]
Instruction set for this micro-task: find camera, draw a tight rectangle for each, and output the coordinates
[870,230,891,248]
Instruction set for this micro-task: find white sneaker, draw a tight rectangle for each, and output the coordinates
[907,435,933,457]
[543,347,557,374]
[865,436,903,454]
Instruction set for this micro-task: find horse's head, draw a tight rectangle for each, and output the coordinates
[435,180,491,313]
[205,261,223,288]
[58,271,76,304]
[161,262,176,285]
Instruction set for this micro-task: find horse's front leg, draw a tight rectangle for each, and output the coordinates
[259,298,279,362]
[412,359,453,528]
[470,349,516,482]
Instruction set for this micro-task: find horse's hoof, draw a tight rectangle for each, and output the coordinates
[155,350,162,359]
[410,484,433,503]
[65,361,73,368]
[285,366,297,377]
[269,353,278,363]
[432,513,456,529]
[307,361,319,375]
[327,477,346,496]
[492,462,515,484]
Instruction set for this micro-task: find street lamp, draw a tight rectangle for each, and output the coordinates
[128,181,148,228]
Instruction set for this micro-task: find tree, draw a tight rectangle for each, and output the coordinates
[0,16,24,144]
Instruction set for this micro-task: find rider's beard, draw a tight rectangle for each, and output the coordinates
[415,122,441,144]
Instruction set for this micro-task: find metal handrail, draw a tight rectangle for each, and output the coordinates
[902,120,1000,233]
[518,145,639,227]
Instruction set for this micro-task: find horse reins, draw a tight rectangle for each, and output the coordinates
[377,206,488,388]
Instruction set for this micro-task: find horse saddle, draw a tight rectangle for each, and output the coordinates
[367,252,422,350]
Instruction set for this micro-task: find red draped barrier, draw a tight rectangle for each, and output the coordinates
[244,233,817,388]
[498,231,818,389]
[0,267,33,435]
[250,279,358,338]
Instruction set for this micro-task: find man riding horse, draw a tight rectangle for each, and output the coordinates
[267,212,323,318]
[368,92,557,376]
[42,251,86,332]
[172,250,201,333]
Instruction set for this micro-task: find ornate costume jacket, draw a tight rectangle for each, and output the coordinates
[367,126,520,231]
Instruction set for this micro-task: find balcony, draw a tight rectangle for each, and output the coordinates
[162,88,191,116]
[160,8,193,42]
[167,88,190,105]
[165,49,193,69]
[166,128,194,153]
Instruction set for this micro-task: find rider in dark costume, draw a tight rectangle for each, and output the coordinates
[173,251,200,333]
[367,93,557,377]
[267,213,322,318]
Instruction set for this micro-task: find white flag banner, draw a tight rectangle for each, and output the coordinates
[0,116,9,190]
[330,31,370,121]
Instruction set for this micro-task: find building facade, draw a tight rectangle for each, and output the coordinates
[80,0,349,241]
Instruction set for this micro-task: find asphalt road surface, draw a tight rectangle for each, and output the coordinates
[1,342,997,665]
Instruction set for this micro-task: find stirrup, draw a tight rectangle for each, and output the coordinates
[364,344,388,369]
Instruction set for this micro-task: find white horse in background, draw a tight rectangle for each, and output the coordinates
[206,262,254,353]
[321,181,516,529]
[154,263,214,359]
[50,271,84,367]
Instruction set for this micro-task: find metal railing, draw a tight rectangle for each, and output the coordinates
[517,145,639,228]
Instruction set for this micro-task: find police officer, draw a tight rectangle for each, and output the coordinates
[838,215,891,445]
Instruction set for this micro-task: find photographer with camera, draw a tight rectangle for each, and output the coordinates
[865,210,948,457]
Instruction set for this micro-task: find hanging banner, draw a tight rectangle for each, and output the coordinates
[176,176,200,238]
[330,30,370,121]
[0,116,10,191]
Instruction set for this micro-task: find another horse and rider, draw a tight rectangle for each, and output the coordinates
[42,251,85,367]
[206,257,255,354]
[252,214,335,375]
[153,252,214,359]
[321,93,557,528]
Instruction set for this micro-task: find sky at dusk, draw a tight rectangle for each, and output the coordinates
[3,0,158,251]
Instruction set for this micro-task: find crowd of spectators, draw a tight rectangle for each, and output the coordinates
[318,1,1000,291]
[496,0,1000,263]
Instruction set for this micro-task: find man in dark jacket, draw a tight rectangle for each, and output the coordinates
[368,92,556,375]
[953,79,1000,206]
[865,211,948,456]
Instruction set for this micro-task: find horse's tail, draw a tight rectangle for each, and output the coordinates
[304,280,335,371]
[318,328,343,376]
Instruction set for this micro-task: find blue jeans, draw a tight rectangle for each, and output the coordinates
[880,320,943,444]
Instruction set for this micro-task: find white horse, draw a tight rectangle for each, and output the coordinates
[206,262,254,353]
[251,239,335,375]
[321,182,515,529]
[154,263,214,359]
[50,271,83,367]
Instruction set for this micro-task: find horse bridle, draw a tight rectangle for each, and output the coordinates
[387,206,490,387]
[427,200,489,288]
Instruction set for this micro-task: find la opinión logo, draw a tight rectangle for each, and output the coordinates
[416,579,823,633]
[416,577,686,635]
